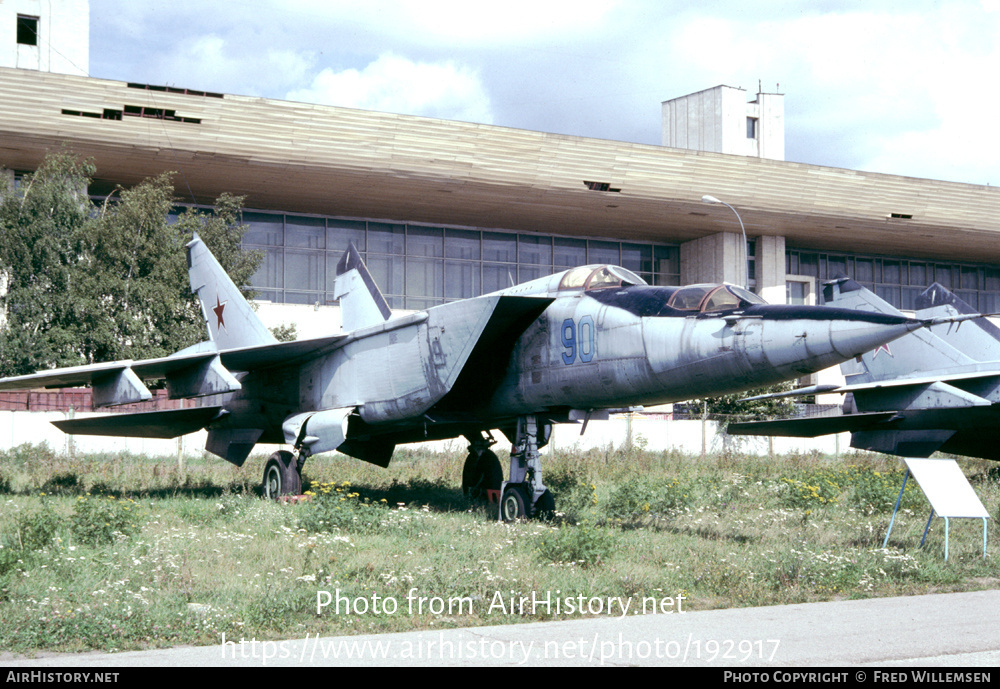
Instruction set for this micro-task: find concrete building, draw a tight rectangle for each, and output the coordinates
[1,0,999,335]
[4,0,1000,457]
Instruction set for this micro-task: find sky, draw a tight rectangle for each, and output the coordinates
[88,1,1000,186]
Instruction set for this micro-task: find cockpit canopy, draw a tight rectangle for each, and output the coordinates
[554,268,767,316]
[558,265,647,291]
[668,284,767,313]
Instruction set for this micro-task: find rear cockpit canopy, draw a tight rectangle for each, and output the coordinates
[559,265,647,291]
[668,284,766,313]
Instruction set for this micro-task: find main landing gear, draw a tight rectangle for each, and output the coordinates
[262,448,308,499]
[462,433,503,502]
[263,418,555,519]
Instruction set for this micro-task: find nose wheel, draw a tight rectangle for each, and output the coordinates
[500,484,529,521]
[500,484,555,521]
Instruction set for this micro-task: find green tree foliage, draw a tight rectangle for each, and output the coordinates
[695,381,797,421]
[269,322,298,342]
[0,153,261,376]
[0,153,95,375]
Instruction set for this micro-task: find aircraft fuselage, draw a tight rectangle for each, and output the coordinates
[487,289,925,417]
[210,273,926,454]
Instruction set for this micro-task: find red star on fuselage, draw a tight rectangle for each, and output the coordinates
[213,295,228,333]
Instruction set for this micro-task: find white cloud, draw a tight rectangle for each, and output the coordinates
[386,0,622,43]
[89,1,999,183]
[286,54,494,123]
[151,34,316,96]
[655,4,1000,183]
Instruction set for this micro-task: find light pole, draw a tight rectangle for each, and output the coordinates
[702,195,749,291]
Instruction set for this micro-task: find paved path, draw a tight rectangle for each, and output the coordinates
[3,590,999,667]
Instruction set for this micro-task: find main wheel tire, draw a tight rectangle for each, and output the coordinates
[262,450,301,499]
[462,449,503,501]
[500,484,530,522]
[532,489,556,520]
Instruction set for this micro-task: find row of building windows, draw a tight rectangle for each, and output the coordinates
[234,211,682,308]
[167,204,1000,312]
[787,250,1000,312]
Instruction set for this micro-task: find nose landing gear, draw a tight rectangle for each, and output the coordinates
[500,415,553,522]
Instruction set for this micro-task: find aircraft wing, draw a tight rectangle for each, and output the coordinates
[0,359,150,392]
[0,355,217,407]
[729,404,1000,439]
[0,334,350,407]
[747,369,1000,402]
[215,334,348,371]
[52,406,226,438]
[838,370,1000,394]
[727,412,897,437]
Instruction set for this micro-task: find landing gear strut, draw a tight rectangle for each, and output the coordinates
[500,415,554,521]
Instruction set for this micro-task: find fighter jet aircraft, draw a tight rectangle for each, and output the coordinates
[728,276,1000,460]
[0,238,942,519]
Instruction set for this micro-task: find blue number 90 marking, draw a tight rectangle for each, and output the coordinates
[561,319,576,364]
[561,316,596,365]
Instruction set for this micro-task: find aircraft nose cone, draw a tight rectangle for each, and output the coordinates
[824,310,921,359]
[747,305,922,376]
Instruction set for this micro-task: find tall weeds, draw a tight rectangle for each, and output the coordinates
[1,442,997,654]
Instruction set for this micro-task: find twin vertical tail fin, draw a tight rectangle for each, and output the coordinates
[333,243,392,332]
[187,233,276,350]
[824,275,976,384]
[914,282,1000,362]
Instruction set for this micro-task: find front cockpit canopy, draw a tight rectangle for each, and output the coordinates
[668,284,766,313]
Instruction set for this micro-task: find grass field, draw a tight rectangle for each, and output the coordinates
[1,441,998,654]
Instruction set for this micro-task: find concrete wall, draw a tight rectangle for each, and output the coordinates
[255,300,343,339]
[0,0,89,75]
[678,231,787,306]
[680,231,746,286]
[750,92,785,161]
[661,85,736,154]
[755,234,787,304]
[0,410,849,461]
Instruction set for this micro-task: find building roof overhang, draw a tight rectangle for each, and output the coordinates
[1,67,998,262]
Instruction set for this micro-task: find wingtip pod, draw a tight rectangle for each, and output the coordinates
[187,234,276,350]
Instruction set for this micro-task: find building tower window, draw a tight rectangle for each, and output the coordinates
[746,117,758,139]
[17,15,39,46]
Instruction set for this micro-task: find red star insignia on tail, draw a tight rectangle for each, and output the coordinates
[871,342,892,359]
[213,295,228,333]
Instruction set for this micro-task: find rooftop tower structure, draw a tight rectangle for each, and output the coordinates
[662,84,784,161]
